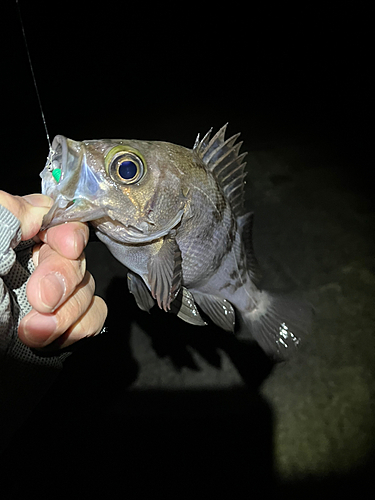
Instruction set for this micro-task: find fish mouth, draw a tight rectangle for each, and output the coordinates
[42,135,82,198]
[41,135,108,230]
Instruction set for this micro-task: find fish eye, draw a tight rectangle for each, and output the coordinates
[107,149,146,185]
[118,160,137,180]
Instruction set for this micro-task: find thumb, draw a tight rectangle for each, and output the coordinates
[23,194,53,209]
[21,194,53,240]
[0,191,53,241]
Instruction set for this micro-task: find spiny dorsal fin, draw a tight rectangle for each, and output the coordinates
[193,124,247,217]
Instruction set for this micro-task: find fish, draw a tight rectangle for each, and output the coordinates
[40,124,311,360]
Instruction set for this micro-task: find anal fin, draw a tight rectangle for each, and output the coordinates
[192,291,235,332]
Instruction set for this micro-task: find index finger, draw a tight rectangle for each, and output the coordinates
[39,222,89,260]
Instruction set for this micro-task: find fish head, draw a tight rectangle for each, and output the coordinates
[41,135,190,243]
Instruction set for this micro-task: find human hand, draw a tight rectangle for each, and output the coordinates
[0,190,107,349]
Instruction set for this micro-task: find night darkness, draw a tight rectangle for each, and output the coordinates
[2,1,374,497]
[4,2,371,194]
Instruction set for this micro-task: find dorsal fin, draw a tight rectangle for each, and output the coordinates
[193,124,248,217]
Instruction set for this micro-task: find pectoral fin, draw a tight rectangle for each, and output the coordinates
[148,232,182,311]
[127,272,155,312]
[192,291,235,332]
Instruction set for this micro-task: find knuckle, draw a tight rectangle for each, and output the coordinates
[55,279,92,332]
[59,252,86,287]
[56,295,108,348]
[67,296,106,338]
[37,244,86,286]
[38,243,54,262]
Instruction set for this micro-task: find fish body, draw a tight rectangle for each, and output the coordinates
[41,125,310,359]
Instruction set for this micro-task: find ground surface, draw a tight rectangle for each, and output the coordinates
[3,134,374,497]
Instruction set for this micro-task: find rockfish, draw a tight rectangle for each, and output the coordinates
[41,125,310,360]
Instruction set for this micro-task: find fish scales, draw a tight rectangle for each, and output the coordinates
[40,125,311,360]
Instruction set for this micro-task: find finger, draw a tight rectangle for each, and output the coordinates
[52,296,107,349]
[0,191,52,240]
[38,222,89,260]
[19,195,52,240]
[27,244,86,313]
[19,271,96,348]
[23,194,53,208]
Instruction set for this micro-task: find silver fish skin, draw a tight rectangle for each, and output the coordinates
[40,125,311,360]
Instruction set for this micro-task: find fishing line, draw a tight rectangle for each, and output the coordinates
[16,0,52,149]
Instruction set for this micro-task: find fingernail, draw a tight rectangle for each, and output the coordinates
[39,272,66,312]
[75,229,87,254]
[22,311,57,346]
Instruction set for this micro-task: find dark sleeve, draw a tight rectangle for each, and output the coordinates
[0,203,70,452]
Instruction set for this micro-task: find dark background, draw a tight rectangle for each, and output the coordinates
[3,1,371,196]
[2,1,374,497]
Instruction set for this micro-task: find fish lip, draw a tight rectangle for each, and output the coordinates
[51,135,68,171]
[41,135,108,229]
[40,197,73,230]
[42,135,84,198]
[41,136,66,198]
[41,135,82,229]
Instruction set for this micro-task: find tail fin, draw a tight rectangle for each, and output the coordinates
[240,292,313,361]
